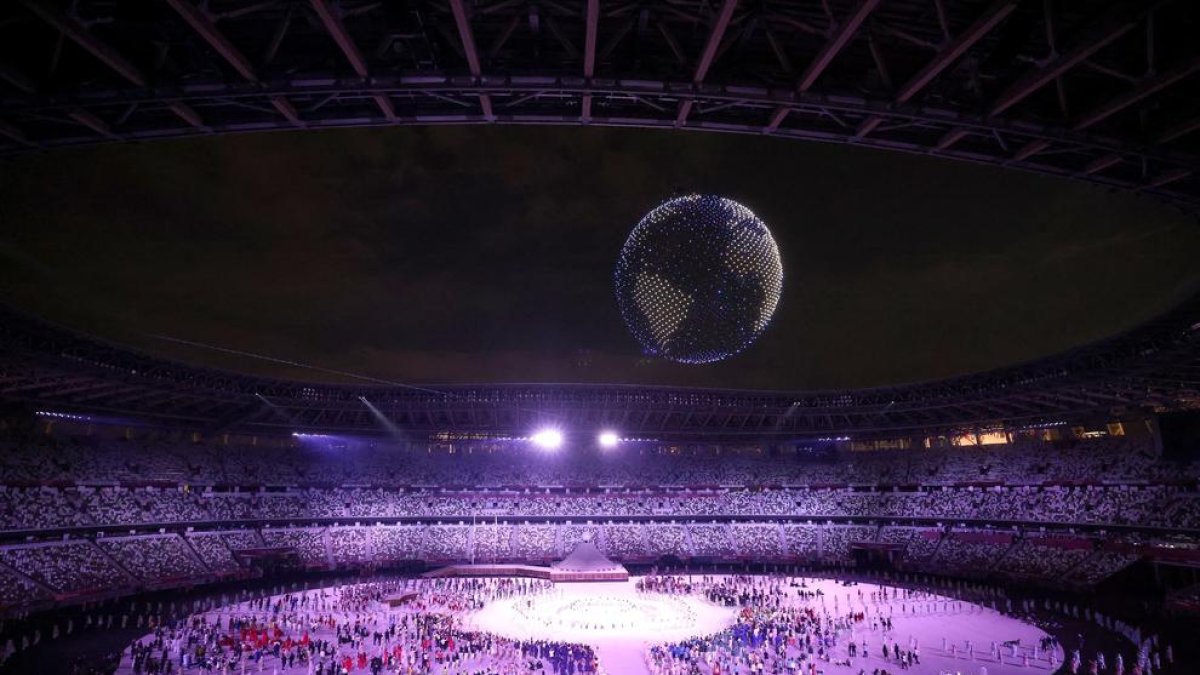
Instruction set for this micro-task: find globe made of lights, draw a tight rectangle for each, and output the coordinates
[614,195,783,364]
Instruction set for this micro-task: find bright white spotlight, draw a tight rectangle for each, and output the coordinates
[598,431,620,448]
[530,428,564,450]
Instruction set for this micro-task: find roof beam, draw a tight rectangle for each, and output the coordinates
[486,15,520,59]
[1156,115,1200,145]
[310,0,395,119]
[310,0,369,78]
[873,20,939,51]
[448,0,493,121]
[545,17,578,59]
[932,0,951,42]
[372,94,397,122]
[1142,168,1192,190]
[269,96,304,127]
[599,16,634,61]
[658,21,687,65]
[766,12,820,37]
[20,0,146,87]
[67,108,119,139]
[584,0,599,78]
[934,127,970,150]
[675,100,693,126]
[166,101,206,129]
[854,1,1016,141]
[853,115,882,138]
[894,0,1018,104]
[0,64,38,94]
[264,6,294,65]
[677,0,738,126]
[448,0,483,76]
[57,381,125,399]
[989,5,1146,117]
[866,32,891,89]
[765,26,793,74]
[764,107,789,133]
[797,0,881,92]
[1082,153,1121,175]
[164,0,259,82]
[1,376,82,395]
[1073,55,1200,131]
[165,0,330,127]
[0,118,37,147]
[582,0,599,122]
[204,401,270,436]
[692,0,738,84]
[478,94,495,120]
[1012,138,1050,162]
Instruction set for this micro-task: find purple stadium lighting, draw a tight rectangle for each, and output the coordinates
[36,411,91,421]
[597,431,620,449]
[359,395,404,440]
[530,428,564,450]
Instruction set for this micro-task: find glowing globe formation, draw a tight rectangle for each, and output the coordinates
[614,195,783,364]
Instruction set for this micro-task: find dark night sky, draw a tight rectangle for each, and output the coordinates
[2,125,1198,390]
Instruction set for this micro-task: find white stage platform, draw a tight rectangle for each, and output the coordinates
[426,540,629,582]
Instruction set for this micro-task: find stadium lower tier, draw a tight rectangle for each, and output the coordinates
[0,523,1149,612]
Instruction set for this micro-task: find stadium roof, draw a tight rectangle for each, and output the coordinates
[2,0,1200,210]
[1,293,1197,440]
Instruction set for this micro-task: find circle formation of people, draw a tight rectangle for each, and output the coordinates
[509,594,699,633]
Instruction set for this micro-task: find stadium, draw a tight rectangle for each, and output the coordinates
[2,1,1200,674]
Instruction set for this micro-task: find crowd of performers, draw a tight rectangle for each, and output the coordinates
[638,573,1182,675]
[1062,639,1175,675]
[117,572,1181,675]
[642,574,1063,675]
[643,575,907,675]
[122,577,599,675]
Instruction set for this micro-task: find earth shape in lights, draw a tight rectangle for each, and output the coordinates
[614,195,783,364]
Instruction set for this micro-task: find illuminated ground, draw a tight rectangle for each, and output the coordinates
[468,577,1064,674]
[468,580,736,639]
[467,579,739,673]
[116,576,1065,674]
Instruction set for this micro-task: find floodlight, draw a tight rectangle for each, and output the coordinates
[530,428,564,450]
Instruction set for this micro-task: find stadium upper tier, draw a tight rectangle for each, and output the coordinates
[2,1,1200,209]
[0,434,1189,488]
[1,294,1198,438]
